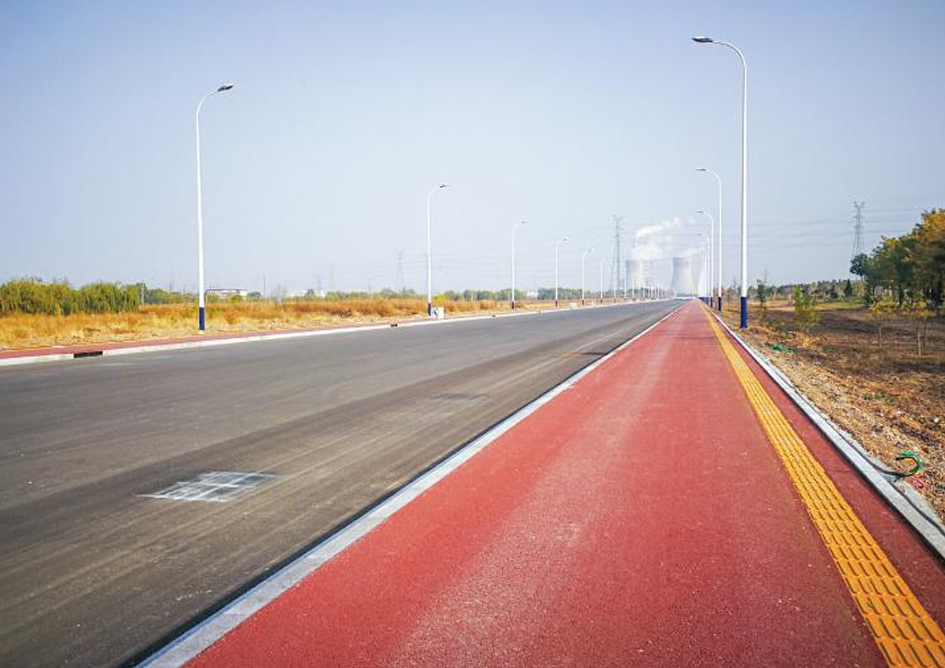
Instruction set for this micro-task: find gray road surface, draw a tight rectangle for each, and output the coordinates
[0,301,679,668]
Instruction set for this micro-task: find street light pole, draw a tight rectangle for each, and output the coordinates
[554,237,569,307]
[702,234,712,298]
[696,167,723,311]
[511,220,526,309]
[426,184,450,317]
[195,83,234,332]
[599,259,604,302]
[581,248,593,306]
[695,209,715,306]
[693,36,748,327]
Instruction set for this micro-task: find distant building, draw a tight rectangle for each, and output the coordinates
[206,288,248,299]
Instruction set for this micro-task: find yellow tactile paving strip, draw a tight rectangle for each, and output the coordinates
[705,310,945,667]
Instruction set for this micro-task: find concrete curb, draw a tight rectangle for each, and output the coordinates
[134,304,682,668]
[0,300,674,370]
[710,310,945,561]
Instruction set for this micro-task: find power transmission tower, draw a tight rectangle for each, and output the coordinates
[611,215,623,299]
[852,201,865,259]
[395,250,406,295]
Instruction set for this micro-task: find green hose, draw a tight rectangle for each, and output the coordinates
[895,451,922,477]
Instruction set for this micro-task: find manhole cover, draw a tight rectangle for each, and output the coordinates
[143,471,277,503]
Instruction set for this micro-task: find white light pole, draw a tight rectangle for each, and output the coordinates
[511,220,526,309]
[426,184,450,317]
[693,36,748,327]
[554,237,569,307]
[599,258,604,302]
[622,246,628,301]
[696,167,723,311]
[581,247,594,306]
[695,210,715,306]
[195,83,234,332]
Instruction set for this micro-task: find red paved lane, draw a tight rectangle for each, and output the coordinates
[187,302,945,667]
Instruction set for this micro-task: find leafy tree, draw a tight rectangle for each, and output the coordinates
[904,299,934,356]
[872,236,914,307]
[755,278,770,320]
[912,209,945,307]
[850,253,879,305]
[850,253,871,278]
[868,298,895,354]
[843,279,854,298]
[792,286,820,335]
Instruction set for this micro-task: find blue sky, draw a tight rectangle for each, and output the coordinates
[1,0,942,294]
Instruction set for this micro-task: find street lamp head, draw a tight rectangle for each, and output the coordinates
[439,183,450,189]
[217,83,235,92]
[692,36,714,43]
[695,209,706,214]
[695,167,707,172]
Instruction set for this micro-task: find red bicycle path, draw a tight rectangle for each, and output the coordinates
[186,301,945,667]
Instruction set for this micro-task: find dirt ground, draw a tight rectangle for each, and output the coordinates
[719,298,945,522]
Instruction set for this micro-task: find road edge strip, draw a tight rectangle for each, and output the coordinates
[708,310,945,561]
[0,300,672,369]
[134,304,682,668]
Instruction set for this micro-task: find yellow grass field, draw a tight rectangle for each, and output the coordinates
[0,298,551,350]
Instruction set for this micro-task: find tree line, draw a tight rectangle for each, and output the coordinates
[0,279,143,316]
[0,280,594,317]
[850,208,945,309]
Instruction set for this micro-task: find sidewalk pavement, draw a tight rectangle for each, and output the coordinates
[178,301,945,668]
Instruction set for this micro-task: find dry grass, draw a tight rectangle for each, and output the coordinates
[0,298,548,350]
[719,298,945,520]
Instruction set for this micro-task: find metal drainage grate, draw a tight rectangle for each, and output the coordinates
[142,471,277,503]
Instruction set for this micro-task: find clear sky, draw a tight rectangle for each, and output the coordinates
[1,0,942,295]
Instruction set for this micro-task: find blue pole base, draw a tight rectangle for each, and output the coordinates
[427,302,433,317]
[717,296,722,311]
[740,296,748,329]
[199,306,206,332]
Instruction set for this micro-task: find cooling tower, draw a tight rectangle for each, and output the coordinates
[625,259,645,289]
[670,257,696,296]
[690,255,704,296]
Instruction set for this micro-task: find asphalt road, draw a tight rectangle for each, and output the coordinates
[0,301,679,668]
